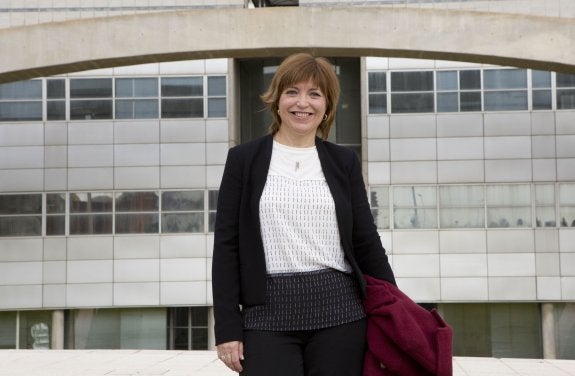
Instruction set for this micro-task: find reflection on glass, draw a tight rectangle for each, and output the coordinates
[162,191,203,211]
[391,71,433,91]
[208,76,226,96]
[437,92,458,112]
[46,216,65,236]
[115,99,158,119]
[0,216,42,236]
[70,100,113,120]
[116,213,159,234]
[116,78,158,97]
[0,80,42,99]
[370,187,389,230]
[437,71,458,90]
[483,69,527,89]
[70,78,112,98]
[208,98,226,117]
[71,192,113,213]
[391,93,434,113]
[484,91,528,111]
[368,93,386,114]
[19,310,52,349]
[116,192,159,212]
[486,185,531,228]
[0,311,17,349]
[368,72,386,92]
[161,77,203,97]
[393,186,437,229]
[47,193,66,213]
[161,98,203,118]
[70,214,112,235]
[162,213,203,233]
[0,102,42,121]
[0,194,42,214]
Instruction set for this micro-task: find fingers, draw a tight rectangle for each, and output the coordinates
[217,341,244,373]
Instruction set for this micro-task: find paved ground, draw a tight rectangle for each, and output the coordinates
[0,350,575,375]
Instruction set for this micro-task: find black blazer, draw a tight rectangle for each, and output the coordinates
[212,135,395,345]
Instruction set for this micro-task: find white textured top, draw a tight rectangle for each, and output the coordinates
[259,141,352,274]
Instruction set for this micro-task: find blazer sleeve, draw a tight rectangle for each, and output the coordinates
[349,152,396,285]
[212,146,244,345]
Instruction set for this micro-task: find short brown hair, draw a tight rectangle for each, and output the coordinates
[261,53,340,140]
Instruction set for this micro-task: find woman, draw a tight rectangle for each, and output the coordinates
[212,53,395,376]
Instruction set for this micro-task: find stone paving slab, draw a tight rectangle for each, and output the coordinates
[0,350,575,375]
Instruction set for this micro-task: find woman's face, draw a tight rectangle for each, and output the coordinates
[277,79,327,139]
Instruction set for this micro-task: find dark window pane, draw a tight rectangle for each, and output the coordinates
[47,101,66,121]
[532,70,551,88]
[533,90,552,110]
[47,194,66,214]
[484,69,527,89]
[70,214,113,234]
[191,329,208,350]
[557,89,575,109]
[557,73,575,88]
[208,76,226,96]
[116,213,159,234]
[115,99,158,119]
[70,193,113,213]
[0,102,42,121]
[391,93,434,113]
[368,72,386,92]
[70,79,112,98]
[484,91,528,111]
[161,213,204,233]
[437,92,458,112]
[173,307,188,327]
[116,192,159,212]
[0,80,42,100]
[162,191,204,211]
[47,79,66,99]
[70,100,113,120]
[460,91,482,112]
[460,70,481,90]
[161,77,203,97]
[368,93,386,114]
[46,215,65,236]
[0,194,42,214]
[437,71,458,91]
[208,98,226,118]
[116,78,158,97]
[0,216,42,236]
[209,212,216,233]
[208,190,219,210]
[161,98,203,118]
[191,307,208,326]
[173,328,188,350]
[391,71,433,92]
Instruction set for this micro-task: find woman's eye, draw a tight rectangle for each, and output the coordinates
[284,89,297,95]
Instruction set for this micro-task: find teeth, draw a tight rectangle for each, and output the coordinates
[293,112,311,118]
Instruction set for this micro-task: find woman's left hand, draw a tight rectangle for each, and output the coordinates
[217,340,244,373]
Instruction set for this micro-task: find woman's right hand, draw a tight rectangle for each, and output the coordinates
[217,340,244,373]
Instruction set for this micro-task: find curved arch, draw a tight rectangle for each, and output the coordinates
[1,6,574,83]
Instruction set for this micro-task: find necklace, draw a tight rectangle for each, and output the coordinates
[295,161,300,171]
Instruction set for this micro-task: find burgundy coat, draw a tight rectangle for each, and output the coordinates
[363,275,453,376]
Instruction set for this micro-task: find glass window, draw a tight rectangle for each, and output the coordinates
[436,71,459,113]
[0,80,42,100]
[368,71,387,114]
[115,78,159,119]
[208,190,219,232]
[47,79,67,121]
[168,307,209,350]
[559,183,575,227]
[207,76,226,118]
[0,102,42,121]
[483,69,528,111]
[0,194,42,237]
[70,192,113,235]
[116,192,159,234]
[486,185,531,228]
[459,70,481,90]
[46,193,66,236]
[390,71,434,113]
[370,186,389,230]
[72,308,167,350]
[437,92,458,112]
[437,71,458,90]
[393,186,437,229]
[161,77,204,118]
[70,78,113,120]
[161,77,203,97]
[162,191,204,233]
[460,91,482,112]
[484,69,528,89]
[532,70,551,88]
[534,184,556,227]
[439,185,485,228]
[442,303,542,358]
[557,73,575,109]
[554,303,575,359]
[0,312,17,349]
[18,311,52,349]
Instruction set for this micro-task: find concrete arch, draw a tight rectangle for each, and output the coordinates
[1,6,574,83]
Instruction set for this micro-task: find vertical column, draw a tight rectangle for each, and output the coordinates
[541,303,556,359]
[51,310,65,350]
[207,306,216,350]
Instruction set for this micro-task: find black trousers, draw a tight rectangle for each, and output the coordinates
[240,318,367,376]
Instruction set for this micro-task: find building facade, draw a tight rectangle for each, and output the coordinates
[0,0,574,360]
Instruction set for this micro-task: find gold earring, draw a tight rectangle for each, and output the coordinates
[277,109,280,115]
[323,114,328,121]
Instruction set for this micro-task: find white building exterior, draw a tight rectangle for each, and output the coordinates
[0,0,574,360]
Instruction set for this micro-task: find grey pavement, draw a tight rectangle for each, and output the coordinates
[1,350,575,376]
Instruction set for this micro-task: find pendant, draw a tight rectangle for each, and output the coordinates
[295,161,300,171]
